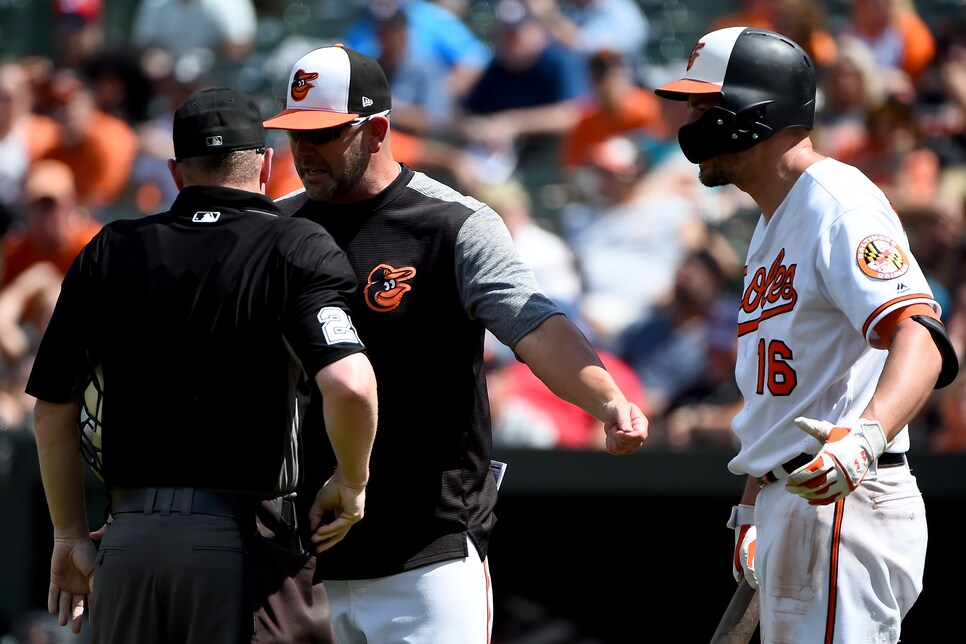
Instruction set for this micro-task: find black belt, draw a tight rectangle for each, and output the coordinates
[110,487,241,518]
[756,451,907,488]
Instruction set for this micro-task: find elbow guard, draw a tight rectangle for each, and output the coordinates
[912,315,959,389]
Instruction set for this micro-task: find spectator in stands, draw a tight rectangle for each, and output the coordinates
[36,69,139,218]
[772,0,838,69]
[0,261,62,430]
[612,246,738,425]
[837,0,936,84]
[813,35,889,161]
[341,0,490,101]
[371,0,455,135]
[458,0,589,182]
[561,135,708,344]
[129,0,258,64]
[710,0,837,69]
[661,296,743,452]
[1,159,101,285]
[560,49,671,174]
[53,0,105,71]
[474,178,583,319]
[708,0,776,32]
[524,0,651,78]
[0,61,58,235]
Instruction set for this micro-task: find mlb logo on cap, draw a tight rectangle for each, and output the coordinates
[172,87,266,159]
[263,44,392,131]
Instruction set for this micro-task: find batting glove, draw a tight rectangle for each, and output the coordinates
[726,504,759,590]
[785,417,887,506]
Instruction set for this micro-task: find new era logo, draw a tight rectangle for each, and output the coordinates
[361,96,373,108]
[206,136,223,147]
[192,211,221,223]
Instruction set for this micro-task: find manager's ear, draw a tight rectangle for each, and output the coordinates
[367,115,390,151]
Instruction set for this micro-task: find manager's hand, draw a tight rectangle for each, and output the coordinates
[308,472,367,553]
[602,400,648,455]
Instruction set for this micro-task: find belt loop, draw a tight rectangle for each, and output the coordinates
[180,488,194,515]
[143,487,158,514]
[158,488,173,516]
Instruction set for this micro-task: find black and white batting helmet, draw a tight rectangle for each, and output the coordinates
[655,26,816,163]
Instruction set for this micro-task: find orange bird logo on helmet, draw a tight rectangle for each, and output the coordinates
[365,263,416,312]
[687,42,705,71]
[290,68,319,102]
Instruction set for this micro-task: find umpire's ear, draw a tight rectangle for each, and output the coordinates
[168,158,185,191]
[259,147,274,192]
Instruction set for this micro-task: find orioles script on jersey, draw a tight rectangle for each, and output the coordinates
[738,249,797,336]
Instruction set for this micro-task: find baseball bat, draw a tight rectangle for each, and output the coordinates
[710,579,760,644]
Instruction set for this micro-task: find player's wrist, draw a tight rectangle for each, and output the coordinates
[726,504,755,529]
[856,417,887,459]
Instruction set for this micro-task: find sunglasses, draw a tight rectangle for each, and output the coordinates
[287,110,391,145]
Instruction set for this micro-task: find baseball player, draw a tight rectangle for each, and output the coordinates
[263,44,648,643]
[654,27,958,643]
[27,87,378,643]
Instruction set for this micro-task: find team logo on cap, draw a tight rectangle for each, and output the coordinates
[365,263,416,312]
[687,42,705,71]
[291,68,319,102]
[857,234,908,280]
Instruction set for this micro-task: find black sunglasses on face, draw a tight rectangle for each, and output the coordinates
[286,110,390,145]
[287,125,351,145]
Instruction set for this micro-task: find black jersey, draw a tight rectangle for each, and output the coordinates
[26,185,366,496]
[279,166,562,578]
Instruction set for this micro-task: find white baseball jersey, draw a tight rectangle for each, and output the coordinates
[729,157,940,476]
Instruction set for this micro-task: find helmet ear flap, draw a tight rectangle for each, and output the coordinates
[677,103,775,163]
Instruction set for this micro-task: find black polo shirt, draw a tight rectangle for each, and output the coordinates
[26,185,366,496]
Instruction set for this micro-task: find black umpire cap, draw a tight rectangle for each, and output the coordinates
[173,87,266,159]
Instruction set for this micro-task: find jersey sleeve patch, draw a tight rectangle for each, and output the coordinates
[856,234,909,280]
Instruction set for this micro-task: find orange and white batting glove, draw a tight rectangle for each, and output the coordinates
[785,417,888,506]
[726,504,758,589]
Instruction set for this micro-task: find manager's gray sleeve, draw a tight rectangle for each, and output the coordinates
[455,206,563,348]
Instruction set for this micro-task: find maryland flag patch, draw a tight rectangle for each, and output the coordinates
[856,234,909,279]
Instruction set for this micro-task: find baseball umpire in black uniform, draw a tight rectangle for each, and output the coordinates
[27,87,378,644]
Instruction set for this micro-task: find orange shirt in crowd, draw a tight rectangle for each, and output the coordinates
[561,87,669,168]
[2,215,102,284]
[39,110,138,211]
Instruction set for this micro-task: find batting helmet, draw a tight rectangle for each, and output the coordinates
[655,27,816,164]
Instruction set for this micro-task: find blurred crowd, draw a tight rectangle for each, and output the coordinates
[2,0,966,461]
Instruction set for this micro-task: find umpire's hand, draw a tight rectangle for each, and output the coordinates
[49,536,96,634]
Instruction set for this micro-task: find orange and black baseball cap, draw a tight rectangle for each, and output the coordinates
[173,87,266,159]
[263,45,392,131]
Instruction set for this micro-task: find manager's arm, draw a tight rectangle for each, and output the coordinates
[307,352,378,552]
[514,314,648,454]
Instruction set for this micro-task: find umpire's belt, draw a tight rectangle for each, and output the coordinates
[756,451,907,488]
[111,487,239,518]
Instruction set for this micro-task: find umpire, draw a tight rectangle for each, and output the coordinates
[27,87,378,644]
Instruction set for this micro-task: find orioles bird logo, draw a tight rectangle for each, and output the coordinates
[365,263,416,312]
[290,68,319,102]
[687,42,705,71]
